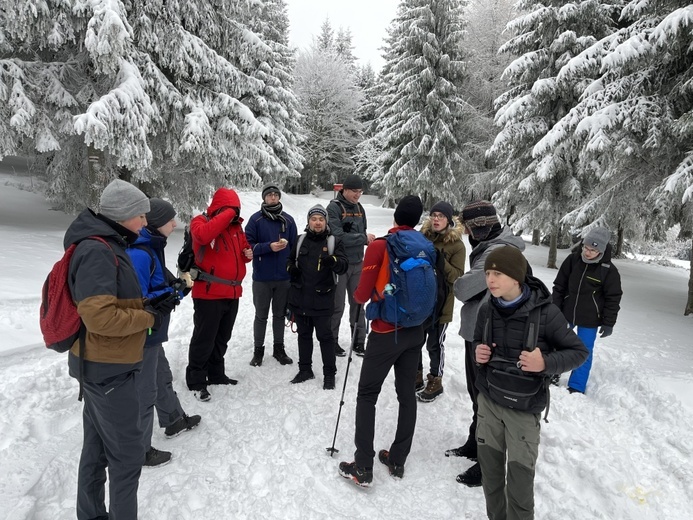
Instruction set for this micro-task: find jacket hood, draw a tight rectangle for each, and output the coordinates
[64,209,126,249]
[421,217,463,244]
[208,188,241,215]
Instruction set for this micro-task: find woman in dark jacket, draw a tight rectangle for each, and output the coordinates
[552,227,623,394]
[287,205,348,389]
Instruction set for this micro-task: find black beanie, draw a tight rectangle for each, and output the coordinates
[343,174,363,190]
[461,200,500,240]
[484,246,527,283]
[430,201,455,227]
[147,198,176,229]
[262,183,281,200]
[394,195,423,228]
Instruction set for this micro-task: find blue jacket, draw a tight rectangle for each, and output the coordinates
[127,227,177,346]
[246,209,297,282]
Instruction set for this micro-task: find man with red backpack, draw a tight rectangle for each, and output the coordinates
[64,179,165,520]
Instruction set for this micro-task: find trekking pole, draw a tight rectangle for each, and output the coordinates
[326,304,363,456]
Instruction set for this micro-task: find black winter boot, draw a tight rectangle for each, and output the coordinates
[273,344,293,365]
[290,369,315,384]
[249,347,264,367]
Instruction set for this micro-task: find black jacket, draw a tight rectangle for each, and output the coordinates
[552,244,622,327]
[287,229,349,317]
[474,276,589,414]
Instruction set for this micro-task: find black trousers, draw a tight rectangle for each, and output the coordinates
[296,314,336,376]
[465,339,480,444]
[417,321,448,377]
[354,325,425,468]
[186,298,239,390]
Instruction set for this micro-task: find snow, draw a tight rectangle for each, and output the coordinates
[1,173,693,519]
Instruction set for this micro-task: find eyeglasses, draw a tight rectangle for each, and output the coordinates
[347,189,363,195]
[582,245,599,254]
[431,213,447,220]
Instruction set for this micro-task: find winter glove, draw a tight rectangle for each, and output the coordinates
[320,254,337,269]
[342,221,353,233]
[144,306,163,331]
[287,263,301,277]
[599,325,613,338]
[146,292,180,315]
[170,278,192,296]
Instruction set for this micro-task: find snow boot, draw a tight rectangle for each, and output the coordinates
[353,343,366,357]
[456,461,482,487]
[193,387,211,402]
[415,370,424,392]
[249,346,264,367]
[290,369,315,384]
[208,375,238,385]
[338,461,373,488]
[273,344,293,365]
[378,449,404,478]
[323,374,336,390]
[144,447,172,468]
[335,343,346,357]
[445,437,477,460]
[418,374,443,402]
[164,414,202,438]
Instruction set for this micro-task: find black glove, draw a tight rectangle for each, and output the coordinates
[170,278,192,296]
[287,263,301,277]
[147,292,180,314]
[321,254,337,269]
[599,325,613,338]
[144,306,163,331]
[342,222,353,233]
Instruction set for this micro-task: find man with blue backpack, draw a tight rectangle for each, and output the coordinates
[339,195,437,487]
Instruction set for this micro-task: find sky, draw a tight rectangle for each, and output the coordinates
[285,0,400,71]
[1,173,693,518]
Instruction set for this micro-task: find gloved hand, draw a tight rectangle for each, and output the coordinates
[287,263,301,277]
[144,306,163,331]
[342,222,353,233]
[230,206,240,222]
[320,254,337,268]
[147,292,180,314]
[170,278,192,296]
[599,325,613,338]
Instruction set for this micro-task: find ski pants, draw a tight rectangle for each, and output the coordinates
[567,326,597,393]
[186,298,239,390]
[476,393,541,520]
[354,325,425,468]
[296,314,336,376]
[77,372,144,520]
[252,279,290,349]
[331,262,366,347]
[417,320,448,377]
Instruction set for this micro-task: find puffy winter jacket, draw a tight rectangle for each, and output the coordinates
[190,188,251,300]
[552,243,622,327]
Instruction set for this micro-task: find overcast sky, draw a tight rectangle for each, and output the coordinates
[285,0,400,72]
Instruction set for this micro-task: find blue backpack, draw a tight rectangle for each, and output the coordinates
[365,230,438,328]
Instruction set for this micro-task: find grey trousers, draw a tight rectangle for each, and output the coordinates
[77,372,144,520]
[331,262,366,347]
[252,279,290,348]
[476,393,541,520]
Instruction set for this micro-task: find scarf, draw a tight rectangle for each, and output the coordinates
[261,202,287,232]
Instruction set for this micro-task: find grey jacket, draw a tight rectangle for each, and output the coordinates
[327,193,368,264]
[454,227,526,341]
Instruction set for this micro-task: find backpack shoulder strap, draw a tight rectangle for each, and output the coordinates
[327,234,335,255]
[129,244,156,277]
[295,234,306,268]
[524,306,542,352]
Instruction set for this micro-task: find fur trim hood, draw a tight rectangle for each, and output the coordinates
[420,216,464,244]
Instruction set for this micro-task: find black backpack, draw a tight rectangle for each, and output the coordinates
[177,214,207,274]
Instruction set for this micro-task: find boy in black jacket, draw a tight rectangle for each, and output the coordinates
[475,246,588,520]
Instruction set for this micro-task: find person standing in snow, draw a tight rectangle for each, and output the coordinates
[286,205,348,389]
[127,199,202,469]
[447,200,527,487]
[338,195,428,487]
[185,188,253,402]
[415,201,466,403]
[552,227,623,394]
[327,174,375,357]
[65,179,159,520]
[245,184,298,367]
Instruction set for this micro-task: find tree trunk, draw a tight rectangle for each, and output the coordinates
[614,221,625,258]
[547,222,558,269]
[532,229,540,246]
[685,241,693,316]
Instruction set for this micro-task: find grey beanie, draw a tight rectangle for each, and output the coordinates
[99,179,150,222]
[583,227,611,253]
[147,198,176,229]
[262,183,281,200]
[307,204,328,223]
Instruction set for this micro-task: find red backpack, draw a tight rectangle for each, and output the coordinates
[40,236,117,352]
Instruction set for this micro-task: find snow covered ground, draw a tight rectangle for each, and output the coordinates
[1,173,692,519]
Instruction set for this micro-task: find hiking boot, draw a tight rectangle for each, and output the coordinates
[568,387,584,394]
[418,374,443,402]
[194,388,211,402]
[353,343,366,357]
[249,347,264,367]
[335,344,346,357]
[378,449,404,478]
[144,447,172,468]
[273,344,293,365]
[323,374,335,390]
[550,374,560,386]
[445,437,477,460]
[290,369,315,384]
[456,462,482,487]
[338,461,373,488]
[415,370,424,392]
[164,414,202,438]
[208,375,238,385]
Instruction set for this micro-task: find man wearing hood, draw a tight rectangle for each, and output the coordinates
[185,188,253,402]
[552,227,622,394]
[448,200,527,487]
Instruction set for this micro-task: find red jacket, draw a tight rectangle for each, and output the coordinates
[190,188,251,300]
[354,225,415,333]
